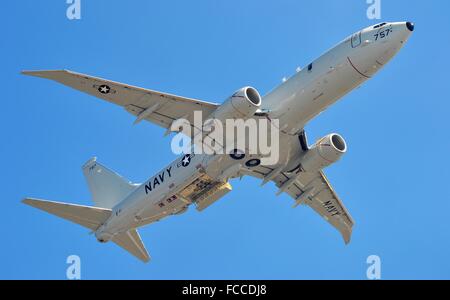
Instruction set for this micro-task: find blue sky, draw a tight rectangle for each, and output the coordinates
[2,0,449,279]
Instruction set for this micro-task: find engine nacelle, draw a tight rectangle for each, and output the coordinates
[209,87,262,122]
[300,133,347,172]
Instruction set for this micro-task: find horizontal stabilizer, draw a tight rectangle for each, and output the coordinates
[22,198,111,231]
[113,229,150,262]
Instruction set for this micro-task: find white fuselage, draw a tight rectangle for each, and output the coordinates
[96,22,413,241]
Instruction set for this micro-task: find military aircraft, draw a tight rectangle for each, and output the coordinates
[22,21,414,262]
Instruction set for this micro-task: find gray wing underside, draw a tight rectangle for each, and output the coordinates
[242,165,354,244]
[22,69,219,130]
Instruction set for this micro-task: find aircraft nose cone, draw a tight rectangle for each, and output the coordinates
[406,22,415,32]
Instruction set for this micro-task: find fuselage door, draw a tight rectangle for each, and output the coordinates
[351,31,362,48]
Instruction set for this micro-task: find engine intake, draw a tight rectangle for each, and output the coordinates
[300,133,347,172]
[209,87,262,122]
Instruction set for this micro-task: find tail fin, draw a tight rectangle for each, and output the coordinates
[22,198,111,230]
[23,198,151,262]
[113,229,150,262]
[82,158,137,209]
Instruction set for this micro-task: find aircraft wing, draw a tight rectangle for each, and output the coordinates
[242,166,354,244]
[22,70,219,130]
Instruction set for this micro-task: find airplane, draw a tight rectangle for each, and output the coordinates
[22,21,414,262]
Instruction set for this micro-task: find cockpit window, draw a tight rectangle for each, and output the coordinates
[373,22,387,29]
[351,32,361,48]
[307,63,313,72]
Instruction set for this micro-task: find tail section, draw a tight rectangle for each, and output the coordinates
[113,229,150,262]
[23,198,151,262]
[82,158,137,209]
[24,157,149,262]
[22,198,111,230]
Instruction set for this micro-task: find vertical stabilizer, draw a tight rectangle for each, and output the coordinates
[82,158,137,209]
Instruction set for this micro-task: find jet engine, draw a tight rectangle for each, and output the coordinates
[208,87,262,122]
[300,133,347,172]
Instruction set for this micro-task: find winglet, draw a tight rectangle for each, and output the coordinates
[341,228,352,245]
[22,70,66,78]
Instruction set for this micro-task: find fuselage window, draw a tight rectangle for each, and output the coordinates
[308,63,313,72]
